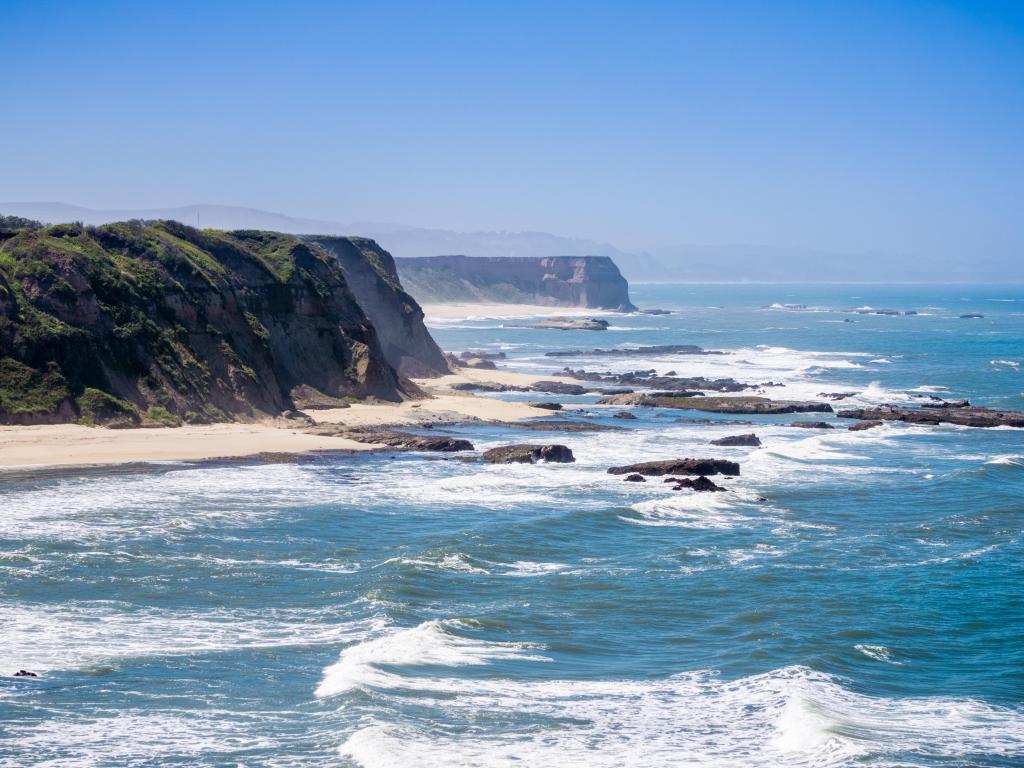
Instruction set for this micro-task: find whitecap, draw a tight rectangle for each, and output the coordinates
[854,644,900,664]
[335,664,1024,767]
[316,620,548,697]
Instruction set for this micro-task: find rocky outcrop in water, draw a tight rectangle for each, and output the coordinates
[458,350,506,361]
[598,393,833,414]
[557,368,752,393]
[527,401,563,410]
[481,444,576,463]
[790,421,834,429]
[530,381,589,395]
[395,255,637,311]
[0,221,410,426]
[847,420,883,432]
[306,237,450,378]
[710,433,762,447]
[671,476,727,492]
[510,317,610,331]
[837,406,1024,428]
[607,458,740,477]
[493,419,622,432]
[308,426,474,451]
[546,344,721,358]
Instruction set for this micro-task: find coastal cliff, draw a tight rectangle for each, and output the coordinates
[0,220,410,426]
[394,255,637,311]
[306,237,450,377]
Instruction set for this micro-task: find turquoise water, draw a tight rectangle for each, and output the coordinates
[2,284,1022,767]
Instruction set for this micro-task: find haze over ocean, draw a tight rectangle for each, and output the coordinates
[2,1,1023,278]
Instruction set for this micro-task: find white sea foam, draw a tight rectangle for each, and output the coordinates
[854,644,900,664]
[316,620,549,697]
[986,455,1024,467]
[486,560,569,577]
[0,602,384,674]
[0,711,281,767]
[0,463,357,541]
[991,359,1021,369]
[333,663,1024,767]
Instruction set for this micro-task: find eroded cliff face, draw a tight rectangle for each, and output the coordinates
[394,255,637,311]
[306,237,450,377]
[0,221,407,425]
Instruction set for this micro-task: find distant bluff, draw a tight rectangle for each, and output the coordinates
[0,219,442,426]
[394,255,637,311]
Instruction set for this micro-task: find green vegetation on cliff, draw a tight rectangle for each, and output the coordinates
[0,219,406,425]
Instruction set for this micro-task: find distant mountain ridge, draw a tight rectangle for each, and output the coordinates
[0,202,661,279]
[3,202,1019,283]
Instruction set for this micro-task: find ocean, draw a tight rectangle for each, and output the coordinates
[2,283,1022,767]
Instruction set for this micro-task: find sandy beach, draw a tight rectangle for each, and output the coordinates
[0,368,581,471]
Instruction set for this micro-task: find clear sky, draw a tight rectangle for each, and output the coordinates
[2,0,1022,261]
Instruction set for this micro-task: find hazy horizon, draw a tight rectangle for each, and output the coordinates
[2,1,1022,277]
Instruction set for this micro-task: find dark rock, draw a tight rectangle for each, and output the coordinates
[309,426,474,451]
[608,458,740,477]
[673,475,726,492]
[511,317,610,331]
[623,473,646,482]
[789,421,834,429]
[556,367,752,393]
[13,670,37,677]
[847,420,883,431]
[529,381,588,395]
[674,417,755,426]
[459,357,497,370]
[481,444,575,463]
[450,381,520,392]
[491,419,622,432]
[612,411,638,420]
[710,433,762,447]
[280,409,314,424]
[458,350,506,361]
[528,401,563,411]
[837,406,1024,428]
[920,399,970,409]
[639,308,672,315]
[599,393,833,414]
[818,392,858,401]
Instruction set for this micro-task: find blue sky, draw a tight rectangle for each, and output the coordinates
[2,0,1022,261]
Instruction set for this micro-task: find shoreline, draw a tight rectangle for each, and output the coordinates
[0,369,580,471]
[421,302,615,320]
